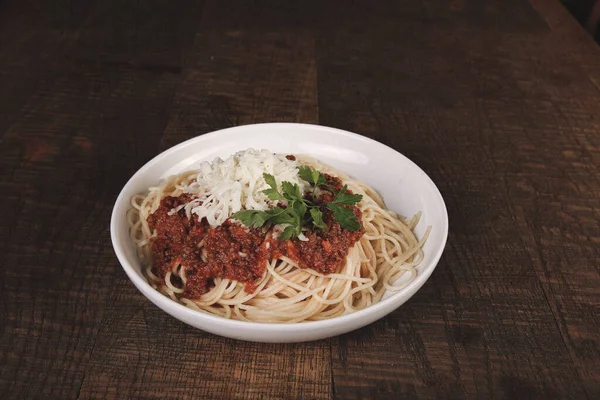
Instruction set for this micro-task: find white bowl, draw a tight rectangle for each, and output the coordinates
[110,123,448,343]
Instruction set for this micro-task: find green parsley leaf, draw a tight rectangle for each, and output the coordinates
[314,170,327,186]
[290,199,307,219]
[310,208,328,231]
[263,188,283,200]
[298,165,314,183]
[332,185,363,205]
[231,210,271,228]
[279,225,296,241]
[281,181,302,200]
[263,172,277,188]
[326,203,361,231]
[292,212,303,237]
[298,165,327,186]
[265,206,287,218]
[235,167,362,239]
[268,208,295,225]
[262,173,285,200]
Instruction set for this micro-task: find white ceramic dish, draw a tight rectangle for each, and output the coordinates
[110,123,448,342]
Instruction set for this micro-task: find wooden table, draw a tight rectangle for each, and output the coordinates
[2,0,599,398]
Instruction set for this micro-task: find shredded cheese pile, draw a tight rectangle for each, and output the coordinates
[180,149,309,227]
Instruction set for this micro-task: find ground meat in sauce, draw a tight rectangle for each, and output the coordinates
[322,173,343,192]
[148,175,363,298]
[148,196,270,298]
[147,195,207,280]
[274,173,363,273]
[274,206,363,274]
[177,222,269,298]
[203,221,270,293]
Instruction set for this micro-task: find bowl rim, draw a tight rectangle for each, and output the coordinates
[110,122,449,332]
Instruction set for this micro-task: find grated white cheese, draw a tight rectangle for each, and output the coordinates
[181,149,309,227]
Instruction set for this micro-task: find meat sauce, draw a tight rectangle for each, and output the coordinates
[148,175,363,298]
[273,206,362,274]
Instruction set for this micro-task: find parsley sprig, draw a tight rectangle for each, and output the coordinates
[231,166,363,240]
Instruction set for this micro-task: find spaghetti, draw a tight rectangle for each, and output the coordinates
[127,150,430,323]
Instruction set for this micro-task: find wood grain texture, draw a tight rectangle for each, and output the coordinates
[1,0,599,399]
[316,1,600,397]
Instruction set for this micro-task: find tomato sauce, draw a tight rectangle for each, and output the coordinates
[148,181,363,298]
[147,195,207,280]
[273,206,363,274]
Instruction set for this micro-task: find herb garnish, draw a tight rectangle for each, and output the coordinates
[231,166,363,240]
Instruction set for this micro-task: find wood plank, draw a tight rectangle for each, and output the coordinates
[0,0,92,138]
[316,1,599,398]
[0,1,204,398]
[531,0,600,93]
[158,0,319,150]
[1,0,600,399]
[73,1,327,399]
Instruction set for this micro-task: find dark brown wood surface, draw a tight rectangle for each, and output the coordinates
[1,0,599,399]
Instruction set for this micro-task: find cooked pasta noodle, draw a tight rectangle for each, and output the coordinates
[128,153,429,323]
